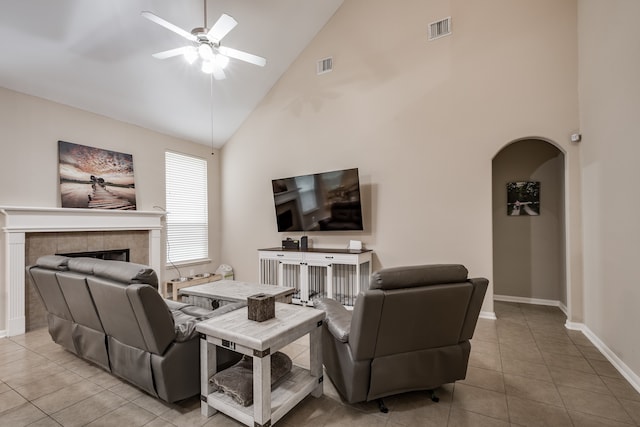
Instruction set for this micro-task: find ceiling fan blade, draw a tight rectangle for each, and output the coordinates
[152,46,192,59]
[207,13,237,42]
[141,11,197,42]
[213,66,226,80]
[218,46,266,67]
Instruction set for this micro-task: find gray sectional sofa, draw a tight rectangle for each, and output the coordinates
[27,255,243,403]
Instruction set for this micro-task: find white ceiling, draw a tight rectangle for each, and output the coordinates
[0,0,343,148]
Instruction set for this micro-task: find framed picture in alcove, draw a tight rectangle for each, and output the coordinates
[507,181,540,216]
[58,140,137,210]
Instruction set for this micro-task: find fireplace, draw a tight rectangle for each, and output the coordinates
[57,248,130,262]
[0,206,164,337]
[25,233,145,331]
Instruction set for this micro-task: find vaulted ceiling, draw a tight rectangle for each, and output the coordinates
[0,0,343,148]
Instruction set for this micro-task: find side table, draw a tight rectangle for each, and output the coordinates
[196,303,325,427]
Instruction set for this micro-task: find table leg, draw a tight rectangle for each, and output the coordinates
[253,351,271,426]
[160,281,168,298]
[200,335,218,417]
[310,324,323,397]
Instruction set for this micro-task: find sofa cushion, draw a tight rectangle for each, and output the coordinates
[67,257,102,274]
[36,255,70,270]
[93,260,159,289]
[370,264,468,290]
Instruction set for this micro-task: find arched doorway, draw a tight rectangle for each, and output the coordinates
[492,138,567,311]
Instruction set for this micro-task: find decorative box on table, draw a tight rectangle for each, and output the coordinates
[247,293,275,322]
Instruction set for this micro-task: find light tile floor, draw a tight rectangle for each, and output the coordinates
[1,301,640,426]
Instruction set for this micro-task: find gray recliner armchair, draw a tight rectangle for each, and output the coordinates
[315,264,488,411]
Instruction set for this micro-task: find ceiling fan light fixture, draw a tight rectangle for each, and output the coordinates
[201,60,214,74]
[215,54,230,70]
[143,8,266,74]
[184,47,198,64]
[198,43,214,61]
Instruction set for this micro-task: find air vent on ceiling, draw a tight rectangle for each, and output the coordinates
[317,57,333,75]
[428,17,452,41]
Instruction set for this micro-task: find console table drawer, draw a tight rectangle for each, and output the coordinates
[304,253,359,264]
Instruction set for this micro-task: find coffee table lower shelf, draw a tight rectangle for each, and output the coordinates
[204,366,320,426]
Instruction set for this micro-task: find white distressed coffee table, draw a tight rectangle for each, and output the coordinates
[179,280,295,308]
[196,303,325,427]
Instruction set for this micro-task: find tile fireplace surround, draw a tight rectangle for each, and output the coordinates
[0,206,165,337]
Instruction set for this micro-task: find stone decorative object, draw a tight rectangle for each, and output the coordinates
[247,293,275,322]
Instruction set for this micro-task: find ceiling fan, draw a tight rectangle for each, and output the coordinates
[141,1,266,79]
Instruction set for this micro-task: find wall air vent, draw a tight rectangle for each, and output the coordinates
[428,17,452,41]
[317,57,333,75]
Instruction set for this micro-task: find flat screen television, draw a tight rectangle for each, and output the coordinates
[272,168,364,232]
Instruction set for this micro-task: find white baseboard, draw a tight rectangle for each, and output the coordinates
[564,321,583,331]
[494,295,640,395]
[0,329,6,339]
[480,311,497,320]
[494,294,568,316]
[570,322,640,395]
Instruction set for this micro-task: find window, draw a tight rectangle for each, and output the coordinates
[165,151,208,264]
[294,175,318,213]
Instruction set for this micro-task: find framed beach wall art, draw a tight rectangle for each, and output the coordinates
[507,181,540,216]
[58,140,137,210]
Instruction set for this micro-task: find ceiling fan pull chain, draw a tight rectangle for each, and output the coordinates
[212,75,217,155]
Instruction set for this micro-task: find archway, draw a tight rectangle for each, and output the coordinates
[492,138,567,311]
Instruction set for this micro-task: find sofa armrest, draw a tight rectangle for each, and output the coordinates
[165,299,191,311]
[210,302,247,317]
[315,298,352,343]
[172,302,246,342]
[173,312,202,342]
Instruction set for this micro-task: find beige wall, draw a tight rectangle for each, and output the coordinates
[220,0,582,316]
[0,87,222,284]
[492,139,566,303]
[578,1,640,376]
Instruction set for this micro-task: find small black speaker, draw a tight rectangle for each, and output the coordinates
[300,236,308,250]
[282,238,299,249]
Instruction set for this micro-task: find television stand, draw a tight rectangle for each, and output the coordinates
[257,247,372,307]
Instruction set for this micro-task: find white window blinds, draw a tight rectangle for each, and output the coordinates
[165,151,208,263]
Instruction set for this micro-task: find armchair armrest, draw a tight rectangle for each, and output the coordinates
[315,298,352,343]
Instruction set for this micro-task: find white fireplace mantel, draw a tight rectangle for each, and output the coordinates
[0,206,165,337]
